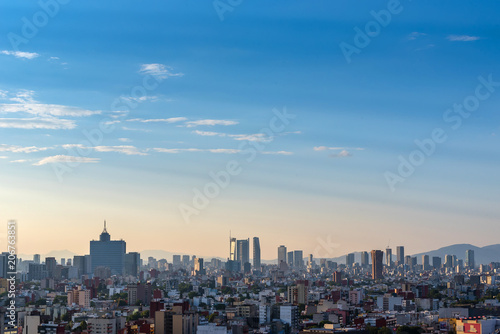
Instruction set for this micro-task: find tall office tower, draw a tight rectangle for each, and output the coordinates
[444,255,454,268]
[432,256,442,269]
[308,254,314,266]
[422,255,430,270]
[45,257,57,278]
[360,251,369,267]
[236,239,250,270]
[396,246,404,266]
[287,251,294,268]
[194,257,205,275]
[385,248,393,267]
[0,252,9,278]
[253,237,261,269]
[229,236,237,261]
[61,258,65,266]
[293,250,304,268]
[66,259,72,266]
[346,253,355,267]
[125,252,140,277]
[33,254,41,264]
[278,245,287,265]
[182,255,190,268]
[173,255,181,267]
[371,250,384,280]
[90,221,126,276]
[73,255,86,277]
[466,250,475,269]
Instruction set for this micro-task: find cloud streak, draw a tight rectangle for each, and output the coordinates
[34,155,100,166]
[1,50,40,59]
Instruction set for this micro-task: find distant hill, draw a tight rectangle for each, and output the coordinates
[18,244,500,266]
[412,244,500,265]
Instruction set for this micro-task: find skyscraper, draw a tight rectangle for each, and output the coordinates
[45,257,57,278]
[371,250,383,280]
[396,246,405,266]
[278,245,287,265]
[33,254,40,264]
[346,253,355,267]
[253,237,261,269]
[125,252,140,277]
[236,239,250,270]
[432,256,442,269]
[466,250,475,269]
[293,250,303,268]
[287,251,294,268]
[229,236,237,261]
[385,248,393,268]
[360,251,369,267]
[90,221,126,276]
[422,255,430,270]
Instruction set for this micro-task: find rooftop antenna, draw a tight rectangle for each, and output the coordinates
[103,220,108,233]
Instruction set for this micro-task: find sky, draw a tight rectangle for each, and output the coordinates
[0,0,499,261]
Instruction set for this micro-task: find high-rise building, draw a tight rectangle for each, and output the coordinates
[385,248,393,267]
[229,237,237,261]
[90,221,126,276]
[33,254,40,264]
[371,250,383,280]
[360,251,369,267]
[45,257,57,278]
[444,255,454,268]
[346,253,355,267]
[396,246,405,266]
[253,237,261,270]
[236,239,250,271]
[422,255,430,270]
[293,250,303,268]
[193,257,205,276]
[432,256,442,269]
[287,251,294,268]
[182,255,190,268]
[125,252,140,277]
[173,255,181,268]
[278,245,287,265]
[73,256,86,277]
[466,250,475,269]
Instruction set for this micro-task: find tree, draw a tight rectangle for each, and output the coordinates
[379,327,393,334]
[397,326,423,334]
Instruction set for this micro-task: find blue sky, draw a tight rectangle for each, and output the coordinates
[0,0,499,259]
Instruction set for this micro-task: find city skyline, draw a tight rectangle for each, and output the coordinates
[1,1,499,260]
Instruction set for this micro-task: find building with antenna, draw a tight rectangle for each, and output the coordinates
[90,221,126,276]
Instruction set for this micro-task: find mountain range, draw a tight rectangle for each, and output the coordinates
[18,244,500,266]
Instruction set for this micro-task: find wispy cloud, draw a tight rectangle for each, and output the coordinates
[62,144,147,156]
[192,130,271,142]
[10,159,30,163]
[118,138,131,142]
[93,145,147,155]
[139,64,184,79]
[330,150,352,158]
[0,144,51,153]
[1,50,40,59]
[153,148,241,154]
[447,35,480,42]
[262,151,294,155]
[185,119,238,127]
[34,155,100,166]
[313,146,364,151]
[407,32,426,40]
[127,117,187,123]
[0,90,101,117]
[0,118,76,130]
